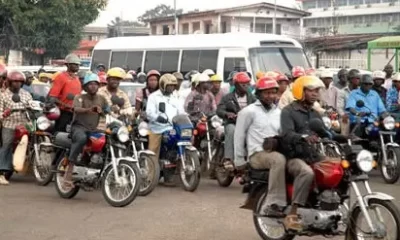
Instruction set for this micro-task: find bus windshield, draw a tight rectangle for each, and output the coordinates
[249,47,311,76]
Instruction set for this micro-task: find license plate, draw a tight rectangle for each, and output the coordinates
[177,142,191,146]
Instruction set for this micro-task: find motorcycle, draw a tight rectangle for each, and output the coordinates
[350,100,400,184]
[243,118,400,240]
[191,112,213,174]
[138,102,201,192]
[53,113,141,207]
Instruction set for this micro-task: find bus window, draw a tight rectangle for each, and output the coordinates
[223,57,246,81]
[110,52,127,68]
[90,50,111,71]
[181,50,218,76]
[126,51,144,73]
[199,50,218,72]
[144,51,162,72]
[160,51,179,74]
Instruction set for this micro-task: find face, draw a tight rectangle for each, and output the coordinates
[97,66,105,72]
[393,81,400,90]
[235,82,250,95]
[322,77,333,87]
[373,78,384,87]
[107,77,120,89]
[67,63,79,73]
[384,65,393,77]
[211,82,221,91]
[278,81,288,93]
[85,82,99,94]
[259,88,278,106]
[351,77,360,87]
[147,75,158,89]
[198,82,210,91]
[39,77,48,83]
[9,81,23,90]
[165,84,176,95]
[361,82,373,93]
[26,77,34,85]
[303,88,320,104]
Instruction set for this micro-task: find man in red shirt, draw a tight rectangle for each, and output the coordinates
[48,54,82,132]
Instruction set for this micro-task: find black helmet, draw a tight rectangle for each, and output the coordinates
[348,69,360,80]
[97,63,106,69]
[23,71,34,79]
[337,68,348,78]
[360,74,373,84]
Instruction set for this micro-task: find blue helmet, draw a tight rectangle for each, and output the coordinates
[83,72,100,86]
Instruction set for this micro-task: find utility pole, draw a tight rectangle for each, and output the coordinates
[272,0,277,34]
[174,0,179,35]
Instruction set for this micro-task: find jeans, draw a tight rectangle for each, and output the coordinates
[224,124,235,160]
[287,159,315,206]
[0,128,15,173]
[68,127,88,163]
[55,110,73,132]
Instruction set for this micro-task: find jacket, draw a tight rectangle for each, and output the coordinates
[216,91,256,124]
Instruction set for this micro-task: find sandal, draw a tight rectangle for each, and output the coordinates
[62,180,75,189]
[283,214,303,232]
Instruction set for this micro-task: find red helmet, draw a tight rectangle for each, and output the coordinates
[46,106,61,121]
[276,73,289,82]
[233,72,251,84]
[147,70,161,78]
[0,64,6,77]
[7,70,26,82]
[256,77,279,90]
[292,66,306,78]
[305,68,316,76]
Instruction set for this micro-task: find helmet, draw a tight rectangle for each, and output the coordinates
[256,71,265,80]
[173,72,184,80]
[202,69,215,76]
[264,71,279,79]
[393,73,400,81]
[124,73,134,80]
[7,70,26,82]
[372,70,386,80]
[337,68,348,78]
[97,63,106,69]
[195,73,210,85]
[107,67,126,79]
[185,70,199,81]
[99,73,107,84]
[348,69,361,80]
[23,71,34,79]
[292,76,324,100]
[233,72,251,84]
[276,73,289,82]
[360,74,373,84]
[319,70,334,79]
[210,74,223,82]
[39,72,48,79]
[137,72,147,83]
[227,71,238,82]
[305,68,316,76]
[128,70,137,76]
[147,70,161,78]
[292,66,306,78]
[191,73,201,85]
[83,72,100,86]
[65,54,81,65]
[256,77,279,91]
[46,106,61,121]
[159,73,178,91]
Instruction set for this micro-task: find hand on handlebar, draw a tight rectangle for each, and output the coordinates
[92,106,102,114]
[304,135,320,144]
[2,109,11,118]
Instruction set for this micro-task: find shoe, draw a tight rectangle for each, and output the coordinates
[0,175,9,185]
[263,205,286,218]
[223,160,234,171]
[283,215,303,232]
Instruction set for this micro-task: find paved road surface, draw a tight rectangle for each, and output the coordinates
[1,172,399,240]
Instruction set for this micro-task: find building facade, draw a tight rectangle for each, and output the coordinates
[148,2,310,40]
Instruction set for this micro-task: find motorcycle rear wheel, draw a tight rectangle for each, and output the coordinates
[214,146,234,187]
[179,149,201,192]
[380,147,400,184]
[138,153,160,197]
[54,159,80,199]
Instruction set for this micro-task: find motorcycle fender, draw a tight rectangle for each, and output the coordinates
[138,150,155,156]
[115,156,138,165]
[240,183,267,211]
[13,135,29,173]
[386,142,399,148]
[350,192,394,211]
[185,146,197,152]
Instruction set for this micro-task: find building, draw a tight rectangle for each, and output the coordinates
[148,2,310,39]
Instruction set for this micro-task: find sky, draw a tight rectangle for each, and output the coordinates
[90,0,298,26]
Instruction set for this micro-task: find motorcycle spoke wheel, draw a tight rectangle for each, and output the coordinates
[138,154,160,196]
[179,150,200,192]
[380,147,400,184]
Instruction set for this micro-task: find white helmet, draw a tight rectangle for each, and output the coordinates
[194,73,210,87]
[65,54,81,65]
[372,70,386,80]
[202,69,215,76]
[319,70,334,79]
[393,73,400,81]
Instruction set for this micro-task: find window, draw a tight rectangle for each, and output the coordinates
[144,51,162,72]
[338,16,347,24]
[90,50,111,71]
[336,0,347,6]
[110,52,127,68]
[162,25,169,35]
[348,0,362,5]
[318,0,330,8]
[222,22,227,33]
[126,51,143,73]
[303,1,317,9]
[381,14,393,22]
[223,58,246,81]
[365,0,380,3]
[180,50,218,75]
[144,51,179,74]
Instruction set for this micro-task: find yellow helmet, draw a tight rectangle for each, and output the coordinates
[256,71,265,80]
[210,74,222,82]
[292,76,324,100]
[107,67,126,79]
[159,73,178,91]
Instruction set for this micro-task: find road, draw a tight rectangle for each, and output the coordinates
[0,172,399,240]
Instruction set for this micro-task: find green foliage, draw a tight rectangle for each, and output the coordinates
[0,0,107,58]
[138,4,183,22]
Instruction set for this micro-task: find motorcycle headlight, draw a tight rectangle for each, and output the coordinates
[117,126,129,143]
[138,121,149,136]
[322,116,332,129]
[211,115,223,129]
[356,150,374,173]
[383,116,395,130]
[37,116,51,131]
[181,129,192,137]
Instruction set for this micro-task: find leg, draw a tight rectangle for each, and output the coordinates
[224,124,235,160]
[249,151,287,217]
[148,132,162,161]
[0,128,16,185]
[54,110,73,132]
[64,127,87,187]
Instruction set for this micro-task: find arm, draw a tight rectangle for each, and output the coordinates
[0,94,4,120]
[336,90,346,116]
[234,108,253,167]
[210,93,217,113]
[280,107,303,145]
[120,92,134,116]
[73,95,90,113]
[145,94,158,122]
[312,101,326,116]
[184,92,195,113]
[377,94,387,116]
[135,88,143,113]
[48,74,64,105]
[345,92,357,115]
[216,95,229,119]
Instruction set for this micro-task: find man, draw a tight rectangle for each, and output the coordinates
[98,67,133,119]
[346,74,388,137]
[318,70,337,109]
[383,64,394,90]
[0,63,7,92]
[335,68,348,90]
[209,74,227,105]
[184,73,216,118]
[234,77,287,221]
[135,70,160,116]
[96,64,106,75]
[386,73,400,120]
[0,70,33,185]
[48,54,82,132]
[276,73,289,102]
[372,70,387,105]
[63,73,109,187]
[217,72,256,174]
[181,70,200,100]
[38,72,50,84]
[146,74,185,186]
[281,76,325,231]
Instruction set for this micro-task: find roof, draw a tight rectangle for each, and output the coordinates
[368,36,400,49]
[303,34,387,51]
[93,33,302,51]
[148,2,310,23]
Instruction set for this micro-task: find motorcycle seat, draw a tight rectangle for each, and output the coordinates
[54,132,72,148]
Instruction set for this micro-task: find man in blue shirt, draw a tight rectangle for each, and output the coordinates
[346,74,388,137]
[386,73,400,120]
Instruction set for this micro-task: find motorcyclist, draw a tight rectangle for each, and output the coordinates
[318,69,337,109]
[234,77,287,218]
[22,71,44,101]
[335,68,348,90]
[48,54,82,132]
[62,73,109,188]
[146,74,185,186]
[98,67,133,118]
[227,71,238,93]
[135,70,160,117]
[172,72,185,103]
[137,72,147,84]
[38,72,50,84]
[217,72,256,173]
[280,75,326,231]
[181,70,199,100]
[99,72,107,87]
[96,63,106,75]
[372,70,387,105]
[386,73,400,120]
[209,74,227,105]
[0,70,33,185]
[184,73,216,119]
[276,73,289,101]
[128,70,137,82]
[383,64,394,90]
[346,74,388,137]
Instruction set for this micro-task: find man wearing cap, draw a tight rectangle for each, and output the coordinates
[386,73,400,120]
[372,70,387,105]
[172,72,185,101]
[209,74,227,105]
[318,70,337,109]
[184,73,216,119]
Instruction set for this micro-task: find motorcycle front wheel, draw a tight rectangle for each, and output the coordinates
[32,136,55,186]
[54,159,80,199]
[346,199,400,240]
[101,160,141,207]
[179,149,201,192]
[380,147,400,184]
[138,153,160,197]
[214,146,234,187]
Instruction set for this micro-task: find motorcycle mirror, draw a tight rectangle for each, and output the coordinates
[12,94,21,103]
[356,100,365,108]
[66,93,75,101]
[158,102,166,113]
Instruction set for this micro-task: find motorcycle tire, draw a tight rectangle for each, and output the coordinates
[380,147,400,184]
[346,199,400,240]
[101,160,141,207]
[138,153,160,197]
[179,149,201,192]
[54,159,80,199]
[32,136,55,186]
[214,147,234,187]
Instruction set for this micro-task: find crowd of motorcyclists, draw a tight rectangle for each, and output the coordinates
[1,53,400,230]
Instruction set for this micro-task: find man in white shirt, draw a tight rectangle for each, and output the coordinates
[383,64,394,90]
[319,70,337,109]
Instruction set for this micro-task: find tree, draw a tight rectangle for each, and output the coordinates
[107,17,145,38]
[0,0,107,59]
[138,4,183,23]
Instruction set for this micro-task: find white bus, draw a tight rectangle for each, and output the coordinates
[90,33,311,82]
